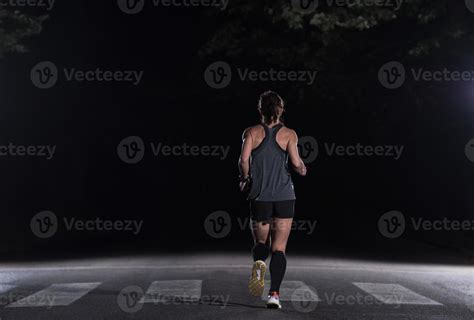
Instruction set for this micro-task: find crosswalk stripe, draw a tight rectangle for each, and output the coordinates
[6,282,101,308]
[0,284,16,294]
[140,280,202,303]
[353,282,442,305]
[1,280,456,308]
[262,281,320,302]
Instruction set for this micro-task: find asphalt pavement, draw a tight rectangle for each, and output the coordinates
[0,253,472,320]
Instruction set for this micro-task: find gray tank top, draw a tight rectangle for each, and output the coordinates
[248,124,296,201]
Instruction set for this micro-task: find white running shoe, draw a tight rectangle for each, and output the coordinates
[248,260,266,296]
[266,291,282,309]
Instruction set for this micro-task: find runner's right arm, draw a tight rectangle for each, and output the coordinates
[238,127,253,191]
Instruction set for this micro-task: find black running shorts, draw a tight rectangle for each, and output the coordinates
[249,200,295,222]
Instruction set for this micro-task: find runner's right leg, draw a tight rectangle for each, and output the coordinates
[248,217,270,296]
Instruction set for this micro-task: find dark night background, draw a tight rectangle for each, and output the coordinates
[0,0,473,262]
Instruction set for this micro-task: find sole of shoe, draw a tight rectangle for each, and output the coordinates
[248,260,266,297]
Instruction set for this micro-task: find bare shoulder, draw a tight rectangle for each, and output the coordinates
[280,126,298,140]
[242,125,263,140]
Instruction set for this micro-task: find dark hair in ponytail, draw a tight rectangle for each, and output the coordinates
[258,91,284,125]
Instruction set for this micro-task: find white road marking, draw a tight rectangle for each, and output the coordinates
[6,282,101,308]
[140,280,202,303]
[262,281,320,302]
[353,282,442,305]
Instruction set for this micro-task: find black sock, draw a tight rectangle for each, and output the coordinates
[269,251,286,292]
[252,242,269,262]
